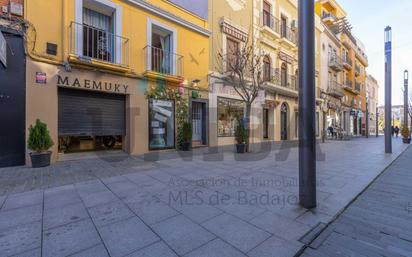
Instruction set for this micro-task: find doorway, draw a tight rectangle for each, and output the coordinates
[191,101,207,146]
[281,103,288,140]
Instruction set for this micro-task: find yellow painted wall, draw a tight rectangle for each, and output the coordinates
[24,0,210,89]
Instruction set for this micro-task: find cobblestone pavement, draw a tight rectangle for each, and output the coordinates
[0,137,408,257]
[299,143,412,257]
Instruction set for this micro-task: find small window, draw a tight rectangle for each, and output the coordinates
[226,38,239,71]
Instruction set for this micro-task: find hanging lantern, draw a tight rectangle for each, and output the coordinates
[178,86,185,95]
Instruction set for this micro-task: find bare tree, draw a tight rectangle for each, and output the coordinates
[216,40,266,151]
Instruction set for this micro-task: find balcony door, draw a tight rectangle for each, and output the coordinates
[263,55,271,82]
[263,1,271,27]
[82,8,114,62]
[281,103,288,140]
[152,27,173,74]
[281,16,287,38]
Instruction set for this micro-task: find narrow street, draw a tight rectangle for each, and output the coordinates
[300,144,412,257]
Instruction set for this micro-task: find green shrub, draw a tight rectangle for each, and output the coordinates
[28,119,54,152]
[235,117,247,145]
[177,122,192,149]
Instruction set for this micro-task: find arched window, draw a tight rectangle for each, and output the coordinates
[263,55,271,82]
[281,62,287,87]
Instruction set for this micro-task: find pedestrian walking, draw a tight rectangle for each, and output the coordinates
[395,126,400,137]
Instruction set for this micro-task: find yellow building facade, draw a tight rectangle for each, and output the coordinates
[209,0,323,149]
[24,0,210,164]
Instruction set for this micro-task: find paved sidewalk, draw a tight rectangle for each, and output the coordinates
[299,144,412,257]
[0,137,408,257]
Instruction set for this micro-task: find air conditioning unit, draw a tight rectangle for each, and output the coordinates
[291,20,298,30]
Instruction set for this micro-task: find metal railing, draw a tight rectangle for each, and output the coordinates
[328,80,344,97]
[328,53,343,70]
[280,24,298,45]
[355,82,361,92]
[322,12,337,21]
[261,12,280,34]
[69,21,129,66]
[342,56,353,68]
[344,79,353,88]
[143,45,183,77]
[264,68,298,91]
[355,65,361,75]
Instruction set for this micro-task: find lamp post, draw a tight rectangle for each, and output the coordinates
[404,70,409,130]
[298,0,317,209]
[384,26,392,153]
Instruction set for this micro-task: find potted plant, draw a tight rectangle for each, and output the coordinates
[401,126,411,144]
[179,122,192,151]
[235,117,247,153]
[28,119,54,168]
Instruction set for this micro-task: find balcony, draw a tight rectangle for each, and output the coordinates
[328,53,343,72]
[327,80,344,98]
[280,24,298,46]
[261,12,280,35]
[322,12,337,25]
[342,57,353,70]
[344,79,353,90]
[143,46,184,83]
[355,65,361,76]
[262,68,298,97]
[69,22,130,71]
[354,82,361,94]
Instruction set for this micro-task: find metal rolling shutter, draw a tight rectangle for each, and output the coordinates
[58,88,126,136]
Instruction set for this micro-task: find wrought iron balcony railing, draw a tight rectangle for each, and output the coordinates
[344,79,353,89]
[322,12,337,22]
[69,21,129,67]
[263,68,298,91]
[355,82,361,92]
[342,56,353,69]
[143,45,183,77]
[261,12,280,34]
[327,80,344,98]
[328,53,343,71]
[280,24,298,45]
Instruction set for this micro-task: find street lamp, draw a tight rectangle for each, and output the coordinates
[298,0,317,209]
[384,26,392,153]
[404,70,409,131]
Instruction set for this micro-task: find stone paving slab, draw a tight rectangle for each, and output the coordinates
[0,137,409,257]
[299,144,412,257]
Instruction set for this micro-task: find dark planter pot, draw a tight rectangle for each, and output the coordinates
[403,138,411,144]
[30,151,51,168]
[236,144,246,154]
[181,142,191,151]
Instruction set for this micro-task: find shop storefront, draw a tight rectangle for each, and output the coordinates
[26,58,147,165]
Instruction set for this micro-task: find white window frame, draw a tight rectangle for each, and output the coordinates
[147,18,178,75]
[75,0,122,64]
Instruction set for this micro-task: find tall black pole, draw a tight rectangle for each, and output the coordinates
[376,106,379,137]
[404,70,409,129]
[298,0,316,209]
[384,26,392,153]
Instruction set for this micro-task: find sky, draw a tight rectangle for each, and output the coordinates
[338,0,412,105]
